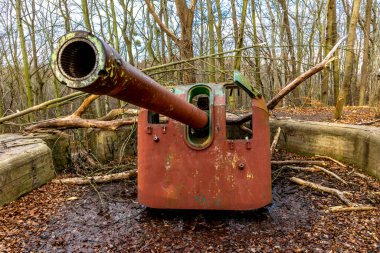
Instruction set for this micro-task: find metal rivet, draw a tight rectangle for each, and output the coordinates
[238,163,245,170]
[153,135,160,142]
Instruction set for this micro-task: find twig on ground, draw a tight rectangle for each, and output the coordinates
[328,205,377,213]
[313,165,347,185]
[314,155,347,168]
[271,160,326,166]
[353,172,371,179]
[53,169,137,185]
[281,165,321,172]
[270,127,282,155]
[290,176,353,206]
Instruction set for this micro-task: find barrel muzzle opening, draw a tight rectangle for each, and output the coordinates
[58,38,98,81]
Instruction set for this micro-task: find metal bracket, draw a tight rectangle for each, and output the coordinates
[233,70,262,99]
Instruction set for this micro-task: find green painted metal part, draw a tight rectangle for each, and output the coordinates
[185,85,214,150]
[233,70,261,98]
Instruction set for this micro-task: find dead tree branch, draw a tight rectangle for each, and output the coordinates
[0,92,85,124]
[314,155,348,168]
[267,36,347,110]
[290,176,353,206]
[270,127,281,155]
[226,36,347,125]
[98,109,139,121]
[72,95,100,117]
[328,205,377,212]
[53,169,137,185]
[25,94,137,132]
[313,166,347,184]
[271,160,327,166]
[25,116,137,132]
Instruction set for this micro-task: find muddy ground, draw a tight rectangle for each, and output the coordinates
[1,150,379,252]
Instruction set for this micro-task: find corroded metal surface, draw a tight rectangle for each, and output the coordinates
[51,32,272,210]
[138,84,271,210]
[51,31,208,129]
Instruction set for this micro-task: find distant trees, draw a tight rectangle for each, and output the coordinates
[145,0,198,83]
[0,0,379,129]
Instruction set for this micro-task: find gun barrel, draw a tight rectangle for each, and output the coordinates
[51,31,208,129]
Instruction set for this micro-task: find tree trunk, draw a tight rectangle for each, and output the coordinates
[119,0,135,66]
[279,0,299,105]
[81,0,92,33]
[215,0,225,81]
[206,0,216,82]
[16,0,33,121]
[358,0,373,105]
[233,0,248,71]
[251,0,264,97]
[110,0,120,52]
[331,0,340,105]
[58,0,71,32]
[335,0,361,119]
[321,0,335,105]
[145,0,197,84]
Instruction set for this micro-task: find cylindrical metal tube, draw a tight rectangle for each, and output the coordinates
[51,31,208,129]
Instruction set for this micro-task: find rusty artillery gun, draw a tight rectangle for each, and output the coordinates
[52,31,271,210]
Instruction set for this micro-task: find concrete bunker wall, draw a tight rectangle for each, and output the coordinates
[270,119,380,179]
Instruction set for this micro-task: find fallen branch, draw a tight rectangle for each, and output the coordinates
[239,124,252,135]
[328,205,377,213]
[226,36,347,125]
[271,160,326,166]
[314,166,347,185]
[98,108,139,121]
[270,127,282,155]
[290,176,353,206]
[53,169,137,185]
[72,95,100,117]
[267,36,347,110]
[25,116,137,131]
[25,94,138,131]
[353,172,371,179]
[281,165,321,172]
[314,155,347,168]
[0,92,85,124]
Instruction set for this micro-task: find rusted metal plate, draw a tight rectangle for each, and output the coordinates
[138,84,271,210]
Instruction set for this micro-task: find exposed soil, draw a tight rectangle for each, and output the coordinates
[272,106,380,127]
[1,151,379,252]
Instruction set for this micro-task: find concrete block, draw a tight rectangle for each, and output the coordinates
[25,131,70,172]
[87,126,137,163]
[0,134,55,206]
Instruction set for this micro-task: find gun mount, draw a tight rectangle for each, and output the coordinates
[52,31,271,210]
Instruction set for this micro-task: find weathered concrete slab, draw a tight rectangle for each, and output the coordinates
[87,126,137,163]
[270,119,380,179]
[0,134,55,206]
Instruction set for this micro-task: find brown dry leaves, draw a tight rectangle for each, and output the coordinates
[273,106,380,127]
[0,181,81,252]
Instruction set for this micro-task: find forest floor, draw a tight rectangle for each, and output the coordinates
[1,106,380,252]
[0,149,379,252]
[271,106,380,127]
